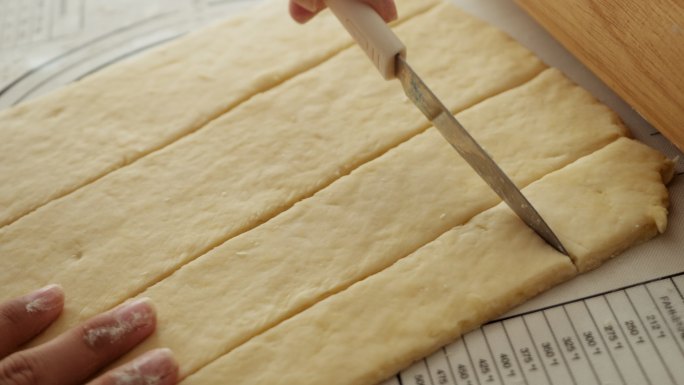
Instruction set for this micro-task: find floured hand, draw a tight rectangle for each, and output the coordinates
[0,285,178,385]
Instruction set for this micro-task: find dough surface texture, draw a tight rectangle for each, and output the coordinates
[0,1,672,384]
[0,2,544,344]
[0,0,436,228]
[183,138,672,385]
[111,68,627,377]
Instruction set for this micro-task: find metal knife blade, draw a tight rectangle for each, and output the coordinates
[325,0,567,255]
[396,56,568,255]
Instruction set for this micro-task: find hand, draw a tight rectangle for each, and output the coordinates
[0,285,178,385]
[289,0,398,24]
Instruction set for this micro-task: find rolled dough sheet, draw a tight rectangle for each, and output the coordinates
[0,0,436,228]
[113,68,626,377]
[0,2,544,344]
[183,138,671,385]
[523,139,673,272]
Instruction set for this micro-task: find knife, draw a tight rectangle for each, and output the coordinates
[325,0,568,255]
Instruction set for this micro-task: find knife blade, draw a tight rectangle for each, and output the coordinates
[325,0,568,255]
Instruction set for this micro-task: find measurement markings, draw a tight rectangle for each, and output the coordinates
[644,284,684,357]
[424,353,438,385]
[624,288,676,384]
[443,347,460,385]
[482,323,525,385]
[481,328,506,385]
[426,348,456,385]
[401,357,432,385]
[462,335,483,385]
[499,323,530,385]
[462,329,503,385]
[561,306,601,383]
[540,311,577,385]
[503,318,549,385]
[575,300,625,385]
[398,273,684,385]
[588,296,650,385]
[521,315,555,385]
[603,295,654,384]
[445,339,479,385]
[647,279,684,357]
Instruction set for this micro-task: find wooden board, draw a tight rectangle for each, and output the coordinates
[516,0,684,151]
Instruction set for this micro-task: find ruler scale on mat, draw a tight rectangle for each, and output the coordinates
[392,272,684,385]
[325,0,567,255]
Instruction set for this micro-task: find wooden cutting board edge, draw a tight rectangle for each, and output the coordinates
[515,0,684,152]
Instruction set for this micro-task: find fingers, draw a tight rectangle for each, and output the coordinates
[0,285,64,359]
[87,348,178,385]
[290,0,398,24]
[295,0,324,12]
[367,0,398,22]
[289,0,324,24]
[0,298,157,385]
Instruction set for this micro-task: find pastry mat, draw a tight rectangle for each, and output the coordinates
[1,0,682,384]
[394,273,684,385]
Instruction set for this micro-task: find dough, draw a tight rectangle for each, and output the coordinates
[112,68,626,377]
[521,138,673,272]
[182,138,671,385]
[0,2,544,344]
[0,1,671,383]
[0,0,437,228]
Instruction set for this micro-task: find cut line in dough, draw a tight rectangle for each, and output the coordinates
[182,138,671,385]
[111,68,626,378]
[0,0,437,228]
[0,2,545,347]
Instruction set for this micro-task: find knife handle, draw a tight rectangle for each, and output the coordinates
[326,0,406,80]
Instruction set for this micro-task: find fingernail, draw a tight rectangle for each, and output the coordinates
[25,284,64,313]
[113,298,155,325]
[83,298,155,347]
[112,348,178,385]
[297,0,318,12]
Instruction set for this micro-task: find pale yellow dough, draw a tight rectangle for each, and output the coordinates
[183,138,671,385]
[0,0,436,228]
[525,138,673,272]
[0,1,672,383]
[111,68,626,377]
[0,3,544,344]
